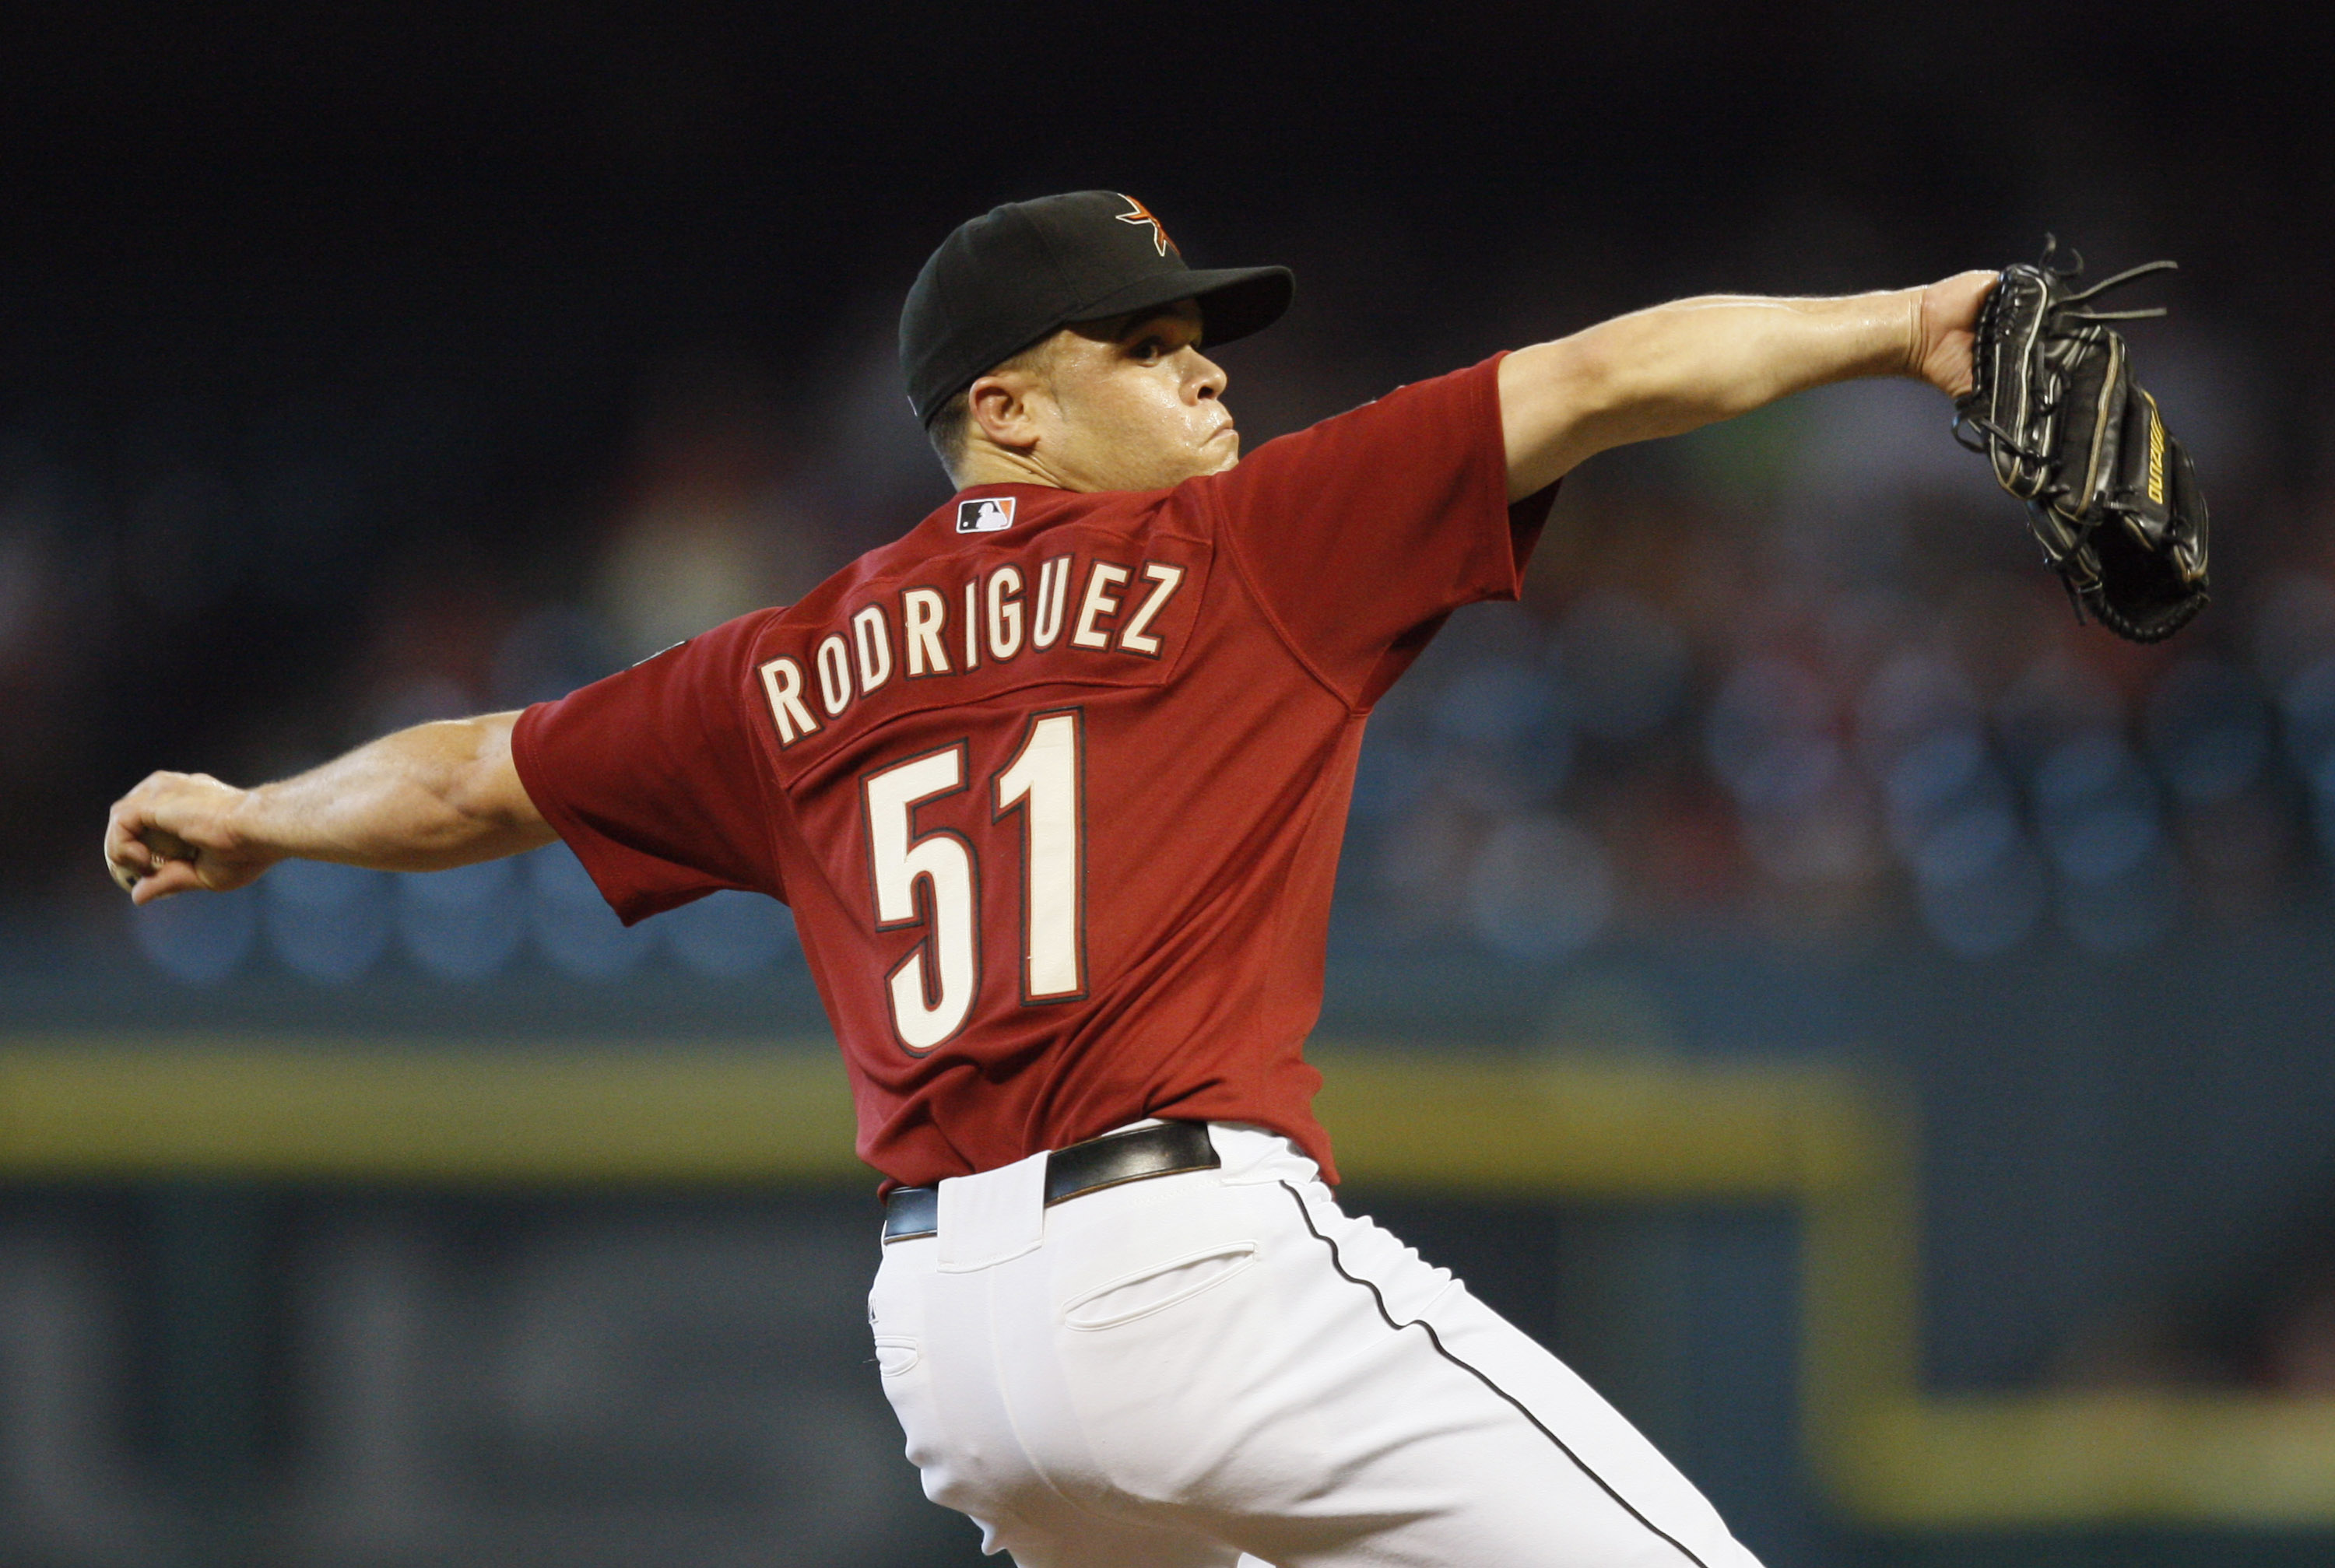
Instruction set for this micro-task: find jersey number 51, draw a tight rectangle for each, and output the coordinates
[860,709,1086,1052]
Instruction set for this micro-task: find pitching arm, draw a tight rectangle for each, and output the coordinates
[104,712,557,904]
[1497,272,1998,500]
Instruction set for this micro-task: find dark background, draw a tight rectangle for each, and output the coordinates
[4,0,2324,909]
[4,4,2334,1566]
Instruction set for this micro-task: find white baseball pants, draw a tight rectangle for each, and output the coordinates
[866,1123,1764,1567]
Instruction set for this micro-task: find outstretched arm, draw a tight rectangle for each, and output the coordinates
[104,712,556,904]
[1498,272,1998,499]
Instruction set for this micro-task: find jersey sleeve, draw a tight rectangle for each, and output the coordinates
[1201,353,1555,707]
[510,609,786,923]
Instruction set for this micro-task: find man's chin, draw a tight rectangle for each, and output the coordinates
[1164,440,1240,485]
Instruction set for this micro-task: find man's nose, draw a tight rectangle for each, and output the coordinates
[1189,351,1227,400]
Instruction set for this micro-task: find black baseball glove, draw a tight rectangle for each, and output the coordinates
[1953,239,2210,643]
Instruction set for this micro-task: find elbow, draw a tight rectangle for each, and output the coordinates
[1568,296,1784,444]
[1561,331,1631,416]
[1529,331,1628,430]
[1501,334,1631,493]
[1574,342,1713,447]
[1571,319,1723,443]
[439,714,553,859]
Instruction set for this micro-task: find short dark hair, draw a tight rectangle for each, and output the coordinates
[924,336,1058,486]
[925,389,975,481]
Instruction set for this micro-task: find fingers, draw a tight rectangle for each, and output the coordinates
[104,795,162,892]
[105,822,198,897]
[144,823,198,862]
[128,857,210,905]
[104,827,153,888]
[104,770,217,898]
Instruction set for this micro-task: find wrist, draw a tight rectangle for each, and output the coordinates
[1891,286,1927,380]
[219,782,270,857]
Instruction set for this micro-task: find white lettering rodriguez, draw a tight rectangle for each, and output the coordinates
[760,555,1187,749]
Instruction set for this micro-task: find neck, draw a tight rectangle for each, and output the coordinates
[954,444,1080,493]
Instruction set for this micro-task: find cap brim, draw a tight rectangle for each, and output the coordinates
[1066,265,1294,349]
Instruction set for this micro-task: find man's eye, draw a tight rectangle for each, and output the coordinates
[1133,338,1167,361]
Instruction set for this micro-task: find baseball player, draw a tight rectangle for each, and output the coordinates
[106,191,1994,1566]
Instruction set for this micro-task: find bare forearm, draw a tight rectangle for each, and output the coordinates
[1500,279,1993,498]
[236,714,552,870]
[106,711,555,902]
[1585,289,1915,424]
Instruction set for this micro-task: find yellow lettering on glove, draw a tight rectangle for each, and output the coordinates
[2144,391,2167,507]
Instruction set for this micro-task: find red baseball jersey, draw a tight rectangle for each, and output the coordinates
[512,355,1552,1188]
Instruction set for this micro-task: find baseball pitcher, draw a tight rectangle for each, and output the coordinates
[107,191,2001,1566]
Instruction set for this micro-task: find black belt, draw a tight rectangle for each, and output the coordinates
[882,1120,1220,1243]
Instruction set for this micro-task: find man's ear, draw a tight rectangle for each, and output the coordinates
[967,367,1046,454]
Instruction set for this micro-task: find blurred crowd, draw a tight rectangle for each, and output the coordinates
[1351,361,2324,965]
[2,280,2324,980]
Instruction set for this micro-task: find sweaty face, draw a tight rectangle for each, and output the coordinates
[1027,301,1238,492]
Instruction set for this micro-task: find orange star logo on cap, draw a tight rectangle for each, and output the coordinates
[1115,195,1175,258]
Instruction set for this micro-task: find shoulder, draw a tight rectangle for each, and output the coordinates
[1196,356,1507,490]
[661,604,795,669]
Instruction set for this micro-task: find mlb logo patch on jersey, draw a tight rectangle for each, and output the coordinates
[957,496,1016,533]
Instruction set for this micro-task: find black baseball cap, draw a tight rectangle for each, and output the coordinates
[900,191,1294,426]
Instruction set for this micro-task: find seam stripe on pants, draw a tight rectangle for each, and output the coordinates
[1276,1181,1712,1568]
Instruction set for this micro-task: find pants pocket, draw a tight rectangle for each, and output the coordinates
[873,1335,920,1377]
[1059,1242,1259,1331]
